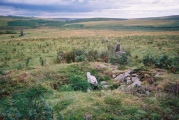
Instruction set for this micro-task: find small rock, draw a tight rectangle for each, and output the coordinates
[87,88,91,92]
[128,80,141,89]
[136,92,142,97]
[112,74,116,78]
[123,72,130,78]
[108,90,111,92]
[100,81,107,85]
[125,77,131,82]
[114,74,124,82]
[117,85,126,90]
[146,91,150,96]
[126,79,132,85]
[102,85,109,89]
[126,77,130,80]
[131,77,140,82]
[101,90,104,92]
[115,69,135,83]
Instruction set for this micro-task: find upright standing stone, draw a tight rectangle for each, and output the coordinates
[115,43,120,52]
[20,27,23,36]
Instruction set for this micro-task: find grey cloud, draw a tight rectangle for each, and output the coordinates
[0,0,179,18]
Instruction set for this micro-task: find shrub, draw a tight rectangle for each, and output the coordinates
[109,55,118,65]
[170,55,179,73]
[100,51,109,62]
[142,55,155,67]
[75,55,86,62]
[57,50,64,63]
[117,53,130,65]
[86,50,99,61]
[57,49,108,63]
[56,49,131,65]
[142,54,179,73]
[64,51,76,63]
[155,55,171,69]
[110,52,130,65]
[74,49,85,56]
[57,49,86,63]
[69,76,90,92]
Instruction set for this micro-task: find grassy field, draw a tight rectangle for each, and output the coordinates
[0,16,179,120]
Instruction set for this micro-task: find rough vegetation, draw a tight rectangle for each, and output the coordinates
[143,54,179,73]
[0,16,179,120]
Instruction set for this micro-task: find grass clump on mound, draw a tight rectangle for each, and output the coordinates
[143,54,179,73]
[0,85,53,120]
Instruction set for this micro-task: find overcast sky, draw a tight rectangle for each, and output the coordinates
[0,0,179,18]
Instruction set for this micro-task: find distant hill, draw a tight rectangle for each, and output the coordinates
[0,15,65,29]
[53,15,179,21]
[66,18,127,23]
[0,15,179,31]
[138,15,179,20]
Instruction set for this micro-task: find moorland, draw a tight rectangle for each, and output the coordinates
[0,15,179,120]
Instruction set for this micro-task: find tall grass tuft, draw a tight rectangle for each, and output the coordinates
[26,57,32,67]
[40,57,45,66]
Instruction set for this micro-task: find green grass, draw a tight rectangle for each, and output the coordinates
[1,35,179,71]
[1,61,179,119]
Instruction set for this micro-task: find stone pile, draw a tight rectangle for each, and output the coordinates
[114,69,142,89]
